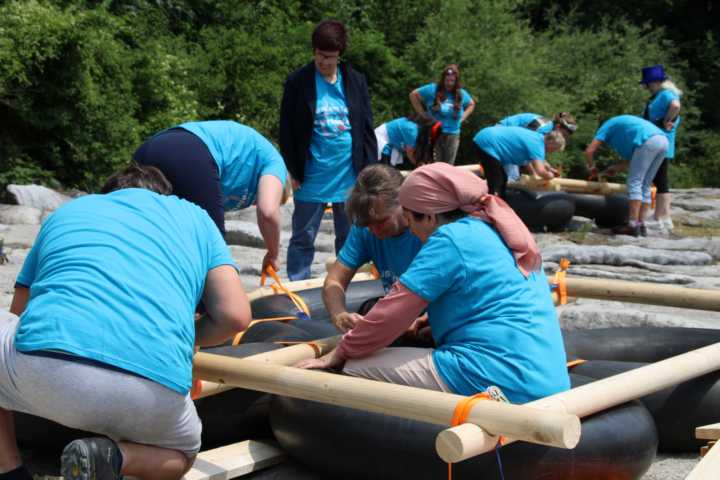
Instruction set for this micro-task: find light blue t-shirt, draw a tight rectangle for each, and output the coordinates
[178,121,287,210]
[399,217,570,402]
[417,83,472,135]
[498,112,554,134]
[14,189,235,395]
[473,126,545,166]
[645,89,681,159]
[337,225,422,292]
[295,69,355,203]
[594,115,665,161]
[385,118,420,151]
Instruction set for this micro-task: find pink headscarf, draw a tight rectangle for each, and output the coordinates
[399,163,541,276]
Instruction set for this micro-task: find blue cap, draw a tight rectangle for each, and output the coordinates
[640,65,667,84]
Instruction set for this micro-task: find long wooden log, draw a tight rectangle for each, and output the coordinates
[436,342,720,462]
[194,336,340,399]
[193,352,581,451]
[551,276,720,312]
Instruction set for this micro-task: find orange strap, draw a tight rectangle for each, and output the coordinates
[566,358,587,369]
[261,266,311,318]
[273,340,322,358]
[551,258,570,305]
[447,392,506,480]
[430,121,443,144]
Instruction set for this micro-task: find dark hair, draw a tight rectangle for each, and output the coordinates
[407,208,467,224]
[346,164,404,226]
[101,164,172,195]
[433,64,463,119]
[407,112,438,166]
[312,20,347,55]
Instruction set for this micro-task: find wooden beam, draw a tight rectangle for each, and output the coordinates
[193,351,581,451]
[696,423,720,441]
[551,276,720,312]
[183,440,285,480]
[194,335,340,399]
[436,342,720,462]
[687,441,720,480]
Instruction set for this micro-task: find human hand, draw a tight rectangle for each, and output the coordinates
[333,311,363,333]
[406,314,432,342]
[295,347,344,370]
[261,251,278,273]
[663,120,675,132]
[291,178,300,191]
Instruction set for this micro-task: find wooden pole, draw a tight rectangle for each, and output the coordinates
[551,276,720,312]
[436,342,720,462]
[686,441,720,480]
[194,336,340,399]
[193,352,581,451]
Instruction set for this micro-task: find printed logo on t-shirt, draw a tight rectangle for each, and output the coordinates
[315,102,350,138]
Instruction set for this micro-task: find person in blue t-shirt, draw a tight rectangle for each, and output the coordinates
[640,64,683,232]
[498,112,577,181]
[134,120,289,272]
[473,126,565,198]
[585,115,668,237]
[324,164,423,332]
[410,64,476,165]
[279,20,377,281]
[298,163,570,404]
[374,113,438,168]
[0,165,251,480]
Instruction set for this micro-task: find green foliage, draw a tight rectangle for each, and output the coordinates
[0,0,718,191]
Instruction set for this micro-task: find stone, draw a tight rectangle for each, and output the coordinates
[6,184,71,211]
[542,244,713,267]
[0,205,42,225]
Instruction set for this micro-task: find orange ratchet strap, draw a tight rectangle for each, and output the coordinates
[447,392,506,480]
[551,258,570,305]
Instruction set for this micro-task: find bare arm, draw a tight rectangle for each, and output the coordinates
[404,146,417,165]
[195,265,251,347]
[409,89,426,115]
[256,175,283,272]
[530,159,554,179]
[10,286,29,316]
[461,98,476,123]
[585,139,603,173]
[323,260,361,332]
[663,100,681,131]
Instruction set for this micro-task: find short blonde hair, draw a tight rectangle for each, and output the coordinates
[661,80,683,97]
[544,130,566,152]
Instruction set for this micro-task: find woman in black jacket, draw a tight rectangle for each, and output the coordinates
[279,19,377,280]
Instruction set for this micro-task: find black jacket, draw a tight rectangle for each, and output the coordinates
[279,62,377,183]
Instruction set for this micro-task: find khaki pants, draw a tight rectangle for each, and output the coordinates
[344,347,451,392]
[434,133,460,165]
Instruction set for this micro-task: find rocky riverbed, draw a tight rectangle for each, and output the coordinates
[2,184,720,479]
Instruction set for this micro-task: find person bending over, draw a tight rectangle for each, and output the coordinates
[134,120,289,272]
[473,125,565,198]
[299,163,569,404]
[0,165,251,480]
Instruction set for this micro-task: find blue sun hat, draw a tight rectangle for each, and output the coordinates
[640,65,667,84]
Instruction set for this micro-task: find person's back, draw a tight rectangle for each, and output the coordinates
[400,216,569,403]
[15,188,229,392]
[473,126,545,166]
[595,115,664,161]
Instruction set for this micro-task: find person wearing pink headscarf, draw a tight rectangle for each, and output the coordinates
[297,163,569,403]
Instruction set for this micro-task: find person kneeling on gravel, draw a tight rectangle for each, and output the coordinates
[0,165,250,480]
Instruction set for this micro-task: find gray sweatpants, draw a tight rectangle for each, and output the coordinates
[0,315,201,456]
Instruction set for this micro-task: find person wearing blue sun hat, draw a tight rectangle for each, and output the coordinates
[639,64,683,232]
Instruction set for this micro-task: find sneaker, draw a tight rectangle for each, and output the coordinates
[61,437,122,480]
[660,217,674,230]
[611,223,641,237]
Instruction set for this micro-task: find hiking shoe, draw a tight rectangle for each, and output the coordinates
[61,437,122,480]
[611,223,641,237]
